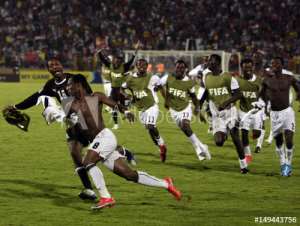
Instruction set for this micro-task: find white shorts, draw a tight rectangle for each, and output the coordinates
[270,107,295,137]
[139,104,159,125]
[238,109,264,131]
[170,103,192,126]
[211,106,238,134]
[88,128,120,160]
[103,82,112,97]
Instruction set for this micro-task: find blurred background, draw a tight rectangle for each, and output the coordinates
[0,0,299,76]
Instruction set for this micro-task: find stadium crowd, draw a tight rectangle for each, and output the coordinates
[0,0,300,72]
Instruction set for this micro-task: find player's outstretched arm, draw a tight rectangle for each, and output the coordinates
[14,92,41,110]
[96,49,111,68]
[94,92,134,122]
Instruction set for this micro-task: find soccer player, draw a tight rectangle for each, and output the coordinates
[97,43,139,129]
[259,56,300,176]
[236,58,265,162]
[199,54,248,173]
[64,74,181,210]
[122,59,167,162]
[10,57,134,199]
[100,56,112,112]
[159,60,211,161]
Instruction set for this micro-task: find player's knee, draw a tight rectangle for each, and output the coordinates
[215,139,224,147]
[85,163,96,171]
[286,141,293,149]
[252,130,261,139]
[123,170,138,182]
[215,134,224,146]
[146,124,155,131]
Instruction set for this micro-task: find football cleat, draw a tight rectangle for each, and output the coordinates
[254,146,261,153]
[281,164,292,177]
[201,144,211,160]
[91,197,115,210]
[159,144,167,162]
[164,177,181,201]
[78,189,97,200]
[245,154,253,164]
[240,167,249,174]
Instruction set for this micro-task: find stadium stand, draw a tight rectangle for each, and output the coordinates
[0,0,300,72]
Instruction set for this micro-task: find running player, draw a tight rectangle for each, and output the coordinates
[64,74,181,210]
[200,54,248,173]
[236,58,265,162]
[9,57,134,199]
[159,60,211,161]
[122,59,167,162]
[259,56,300,176]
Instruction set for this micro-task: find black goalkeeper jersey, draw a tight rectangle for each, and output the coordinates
[15,73,73,110]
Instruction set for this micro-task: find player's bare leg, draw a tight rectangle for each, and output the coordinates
[274,133,287,176]
[214,131,227,147]
[83,150,114,210]
[230,127,248,173]
[146,124,167,162]
[68,140,96,200]
[111,158,181,200]
[283,130,294,176]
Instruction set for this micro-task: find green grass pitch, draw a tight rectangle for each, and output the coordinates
[0,82,299,226]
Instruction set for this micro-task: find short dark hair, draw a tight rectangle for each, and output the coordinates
[272,56,284,66]
[71,74,93,94]
[240,58,253,67]
[175,59,188,68]
[209,54,221,65]
[136,58,148,64]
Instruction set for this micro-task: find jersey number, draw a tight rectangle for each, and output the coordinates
[92,142,100,149]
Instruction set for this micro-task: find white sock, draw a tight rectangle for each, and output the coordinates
[244,145,251,155]
[239,158,248,169]
[188,133,204,147]
[275,146,286,166]
[256,129,265,148]
[88,166,111,198]
[156,136,165,146]
[286,147,293,165]
[137,171,168,189]
[267,129,273,143]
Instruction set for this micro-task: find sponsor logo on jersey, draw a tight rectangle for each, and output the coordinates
[242,91,257,99]
[168,88,186,98]
[111,72,122,78]
[133,90,148,99]
[209,87,229,96]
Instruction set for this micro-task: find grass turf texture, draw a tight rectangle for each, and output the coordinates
[0,82,300,226]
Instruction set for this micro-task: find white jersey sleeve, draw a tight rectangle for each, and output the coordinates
[188,65,203,77]
[121,82,127,89]
[231,77,239,90]
[159,74,169,86]
[149,75,161,103]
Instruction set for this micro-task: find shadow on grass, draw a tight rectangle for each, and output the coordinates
[0,179,91,210]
